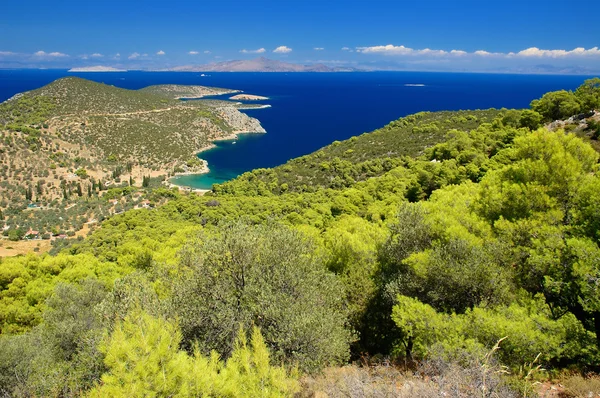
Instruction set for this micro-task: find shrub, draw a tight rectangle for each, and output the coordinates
[171,221,352,372]
[87,311,299,397]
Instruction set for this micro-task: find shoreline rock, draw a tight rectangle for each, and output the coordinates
[230,94,269,100]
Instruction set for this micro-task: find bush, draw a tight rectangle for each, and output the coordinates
[87,311,299,397]
[562,373,600,398]
[171,221,352,372]
[391,295,594,367]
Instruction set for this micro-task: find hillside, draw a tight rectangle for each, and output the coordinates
[215,109,503,195]
[0,77,265,166]
[0,77,266,244]
[0,78,600,396]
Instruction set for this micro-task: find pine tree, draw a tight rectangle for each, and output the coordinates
[87,312,299,397]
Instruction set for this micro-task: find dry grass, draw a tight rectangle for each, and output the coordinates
[561,374,600,398]
[0,239,51,257]
[299,348,522,398]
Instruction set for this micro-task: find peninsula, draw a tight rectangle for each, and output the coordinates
[230,94,269,100]
[139,84,240,99]
[0,77,266,243]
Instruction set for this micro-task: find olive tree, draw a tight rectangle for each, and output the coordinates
[170,221,352,372]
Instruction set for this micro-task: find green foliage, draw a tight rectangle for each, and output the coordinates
[171,221,352,372]
[0,253,132,333]
[391,295,595,367]
[531,90,581,121]
[215,110,502,195]
[519,109,543,130]
[477,128,598,223]
[87,311,299,397]
[574,77,600,112]
[0,95,55,126]
[1,79,600,396]
[0,280,108,397]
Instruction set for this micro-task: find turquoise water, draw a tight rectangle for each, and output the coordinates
[171,133,263,188]
[0,70,593,190]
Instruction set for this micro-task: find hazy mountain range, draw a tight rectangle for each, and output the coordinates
[41,57,600,75]
[161,57,357,72]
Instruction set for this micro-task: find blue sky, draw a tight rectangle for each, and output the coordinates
[1,0,599,73]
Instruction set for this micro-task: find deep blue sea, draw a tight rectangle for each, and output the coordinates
[0,70,594,189]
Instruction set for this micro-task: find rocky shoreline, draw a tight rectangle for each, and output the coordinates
[230,94,269,100]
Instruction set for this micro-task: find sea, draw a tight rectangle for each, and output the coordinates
[0,70,594,189]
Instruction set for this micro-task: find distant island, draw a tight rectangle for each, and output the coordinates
[164,57,357,73]
[68,66,127,72]
[230,94,269,100]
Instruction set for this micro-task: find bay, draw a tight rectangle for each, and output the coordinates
[0,70,593,189]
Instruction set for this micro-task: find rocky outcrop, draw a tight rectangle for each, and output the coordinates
[217,106,266,134]
[230,94,269,100]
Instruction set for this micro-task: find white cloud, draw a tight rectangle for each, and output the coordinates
[0,51,16,56]
[273,46,292,54]
[114,53,121,58]
[355,44,600,59]
[128,52,140,59]
[417,48,447,56]
[34,50,68,57]
[240,48,266,54]
[156,50,165,55]
[91,53,103,58]
[314,47,324,51]
[517,46,600,57]
[204,50,211,54]
[356,45,447,56]
[357,44,412,55]
[188,51,199,55]
[341,47,351,51]
[142,53,148,57]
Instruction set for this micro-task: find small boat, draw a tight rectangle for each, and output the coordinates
[232,141,237,144]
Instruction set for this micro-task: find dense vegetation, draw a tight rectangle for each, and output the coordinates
[0,78,599,396]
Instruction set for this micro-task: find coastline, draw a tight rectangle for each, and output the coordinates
[166,89,271,191]
[230,94,269,100]
[167,129,266,191]
[237,104,272,110]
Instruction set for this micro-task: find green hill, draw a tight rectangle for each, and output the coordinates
[215,109,504,195]
[0,77,266,241]
[0,78,600,397]
[0,77,265,166]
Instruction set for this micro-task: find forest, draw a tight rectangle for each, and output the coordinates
[0,78,599,397]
